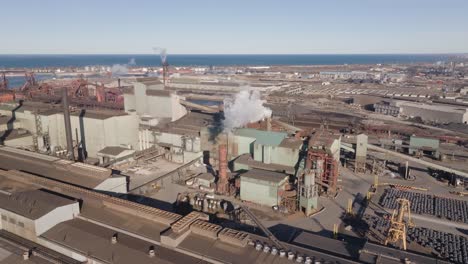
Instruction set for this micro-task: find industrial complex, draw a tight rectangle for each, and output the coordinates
[0,57,467,264]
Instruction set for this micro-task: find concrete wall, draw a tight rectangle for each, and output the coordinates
[124,93,136,112]
[156,132,184,148]
[0,210,36,239]
[94,176,128,193]
[270,146,300,167]
[232,135,255,157]
[253,143,300,167]
[127,82,187,121]
[35,203,80,235]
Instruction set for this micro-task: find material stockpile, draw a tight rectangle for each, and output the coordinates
[379,188,468,223]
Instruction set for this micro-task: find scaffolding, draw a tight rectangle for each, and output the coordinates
[308,151,338,195]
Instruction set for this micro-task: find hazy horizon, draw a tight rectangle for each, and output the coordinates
[2,0,467,54]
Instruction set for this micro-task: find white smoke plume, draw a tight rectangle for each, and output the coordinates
[153,47,167,64]
[111,58,136,76]
[111,64,128,76]
[223,89,272,132]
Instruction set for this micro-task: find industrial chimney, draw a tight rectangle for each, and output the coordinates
[62,87,75,161]
[216,144,229,195]
[266,117,272,131]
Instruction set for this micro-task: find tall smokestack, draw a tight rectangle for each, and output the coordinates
[217,144,229,195]
[118,78,121,88]
[62,87,75,161]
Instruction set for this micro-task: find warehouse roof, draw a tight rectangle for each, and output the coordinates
[0,189,76,220]
[98,146,132,156]
[397,101,468,114]
[240,168,288,184]
[0,147,114,189]
[234,154,295,174]
[41,219,204,264]
[156,112,218,137]
[234,128,287,147]
[278,138,303,149]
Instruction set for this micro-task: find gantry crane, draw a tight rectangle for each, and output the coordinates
[384,198,414,250]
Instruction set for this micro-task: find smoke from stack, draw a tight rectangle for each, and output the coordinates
[111,64,128,76]
[153,47,167,65]
[111,58,136,76]
[223,89,272,132]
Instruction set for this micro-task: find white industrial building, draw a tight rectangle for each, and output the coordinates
[397,101,468,124]
[0,103,140,159]
[0,189,80,239]
[123,78,187,122]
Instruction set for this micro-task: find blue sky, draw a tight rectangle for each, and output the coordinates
[2,0,468,54]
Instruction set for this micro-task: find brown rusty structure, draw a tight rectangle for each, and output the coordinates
[216,144,230,195]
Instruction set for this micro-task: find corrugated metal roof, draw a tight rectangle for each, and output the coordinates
[234,128,287,147]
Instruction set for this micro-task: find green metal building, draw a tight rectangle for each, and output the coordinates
[240,168,289,207]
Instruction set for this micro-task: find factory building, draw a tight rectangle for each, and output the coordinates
[319,71,369,80]
[240,169,289,206]
[232,128,302,168]
[398,101,468,124]
[374,99,468,124]
[0,189,79,239]
[408,136,440,159]
[299,131,341,216]
[374,100,401,117]
[0,143,447,263]
[0,102,140,160]
[123,78,187,122]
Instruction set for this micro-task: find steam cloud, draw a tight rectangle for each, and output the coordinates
[111,64,128,75]
[111,58,136,76]
[223,89,272,132]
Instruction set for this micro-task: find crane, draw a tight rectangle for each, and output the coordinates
[384,198,413,250]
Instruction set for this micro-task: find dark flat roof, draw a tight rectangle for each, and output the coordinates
[278,138,303,149]
[146,89,171,97]
[0,189,76,220]
[41,219,205,264]
[98,146,131,156]
[240,168,288,184]
[0,147,113,189]
[235,154,295,174]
